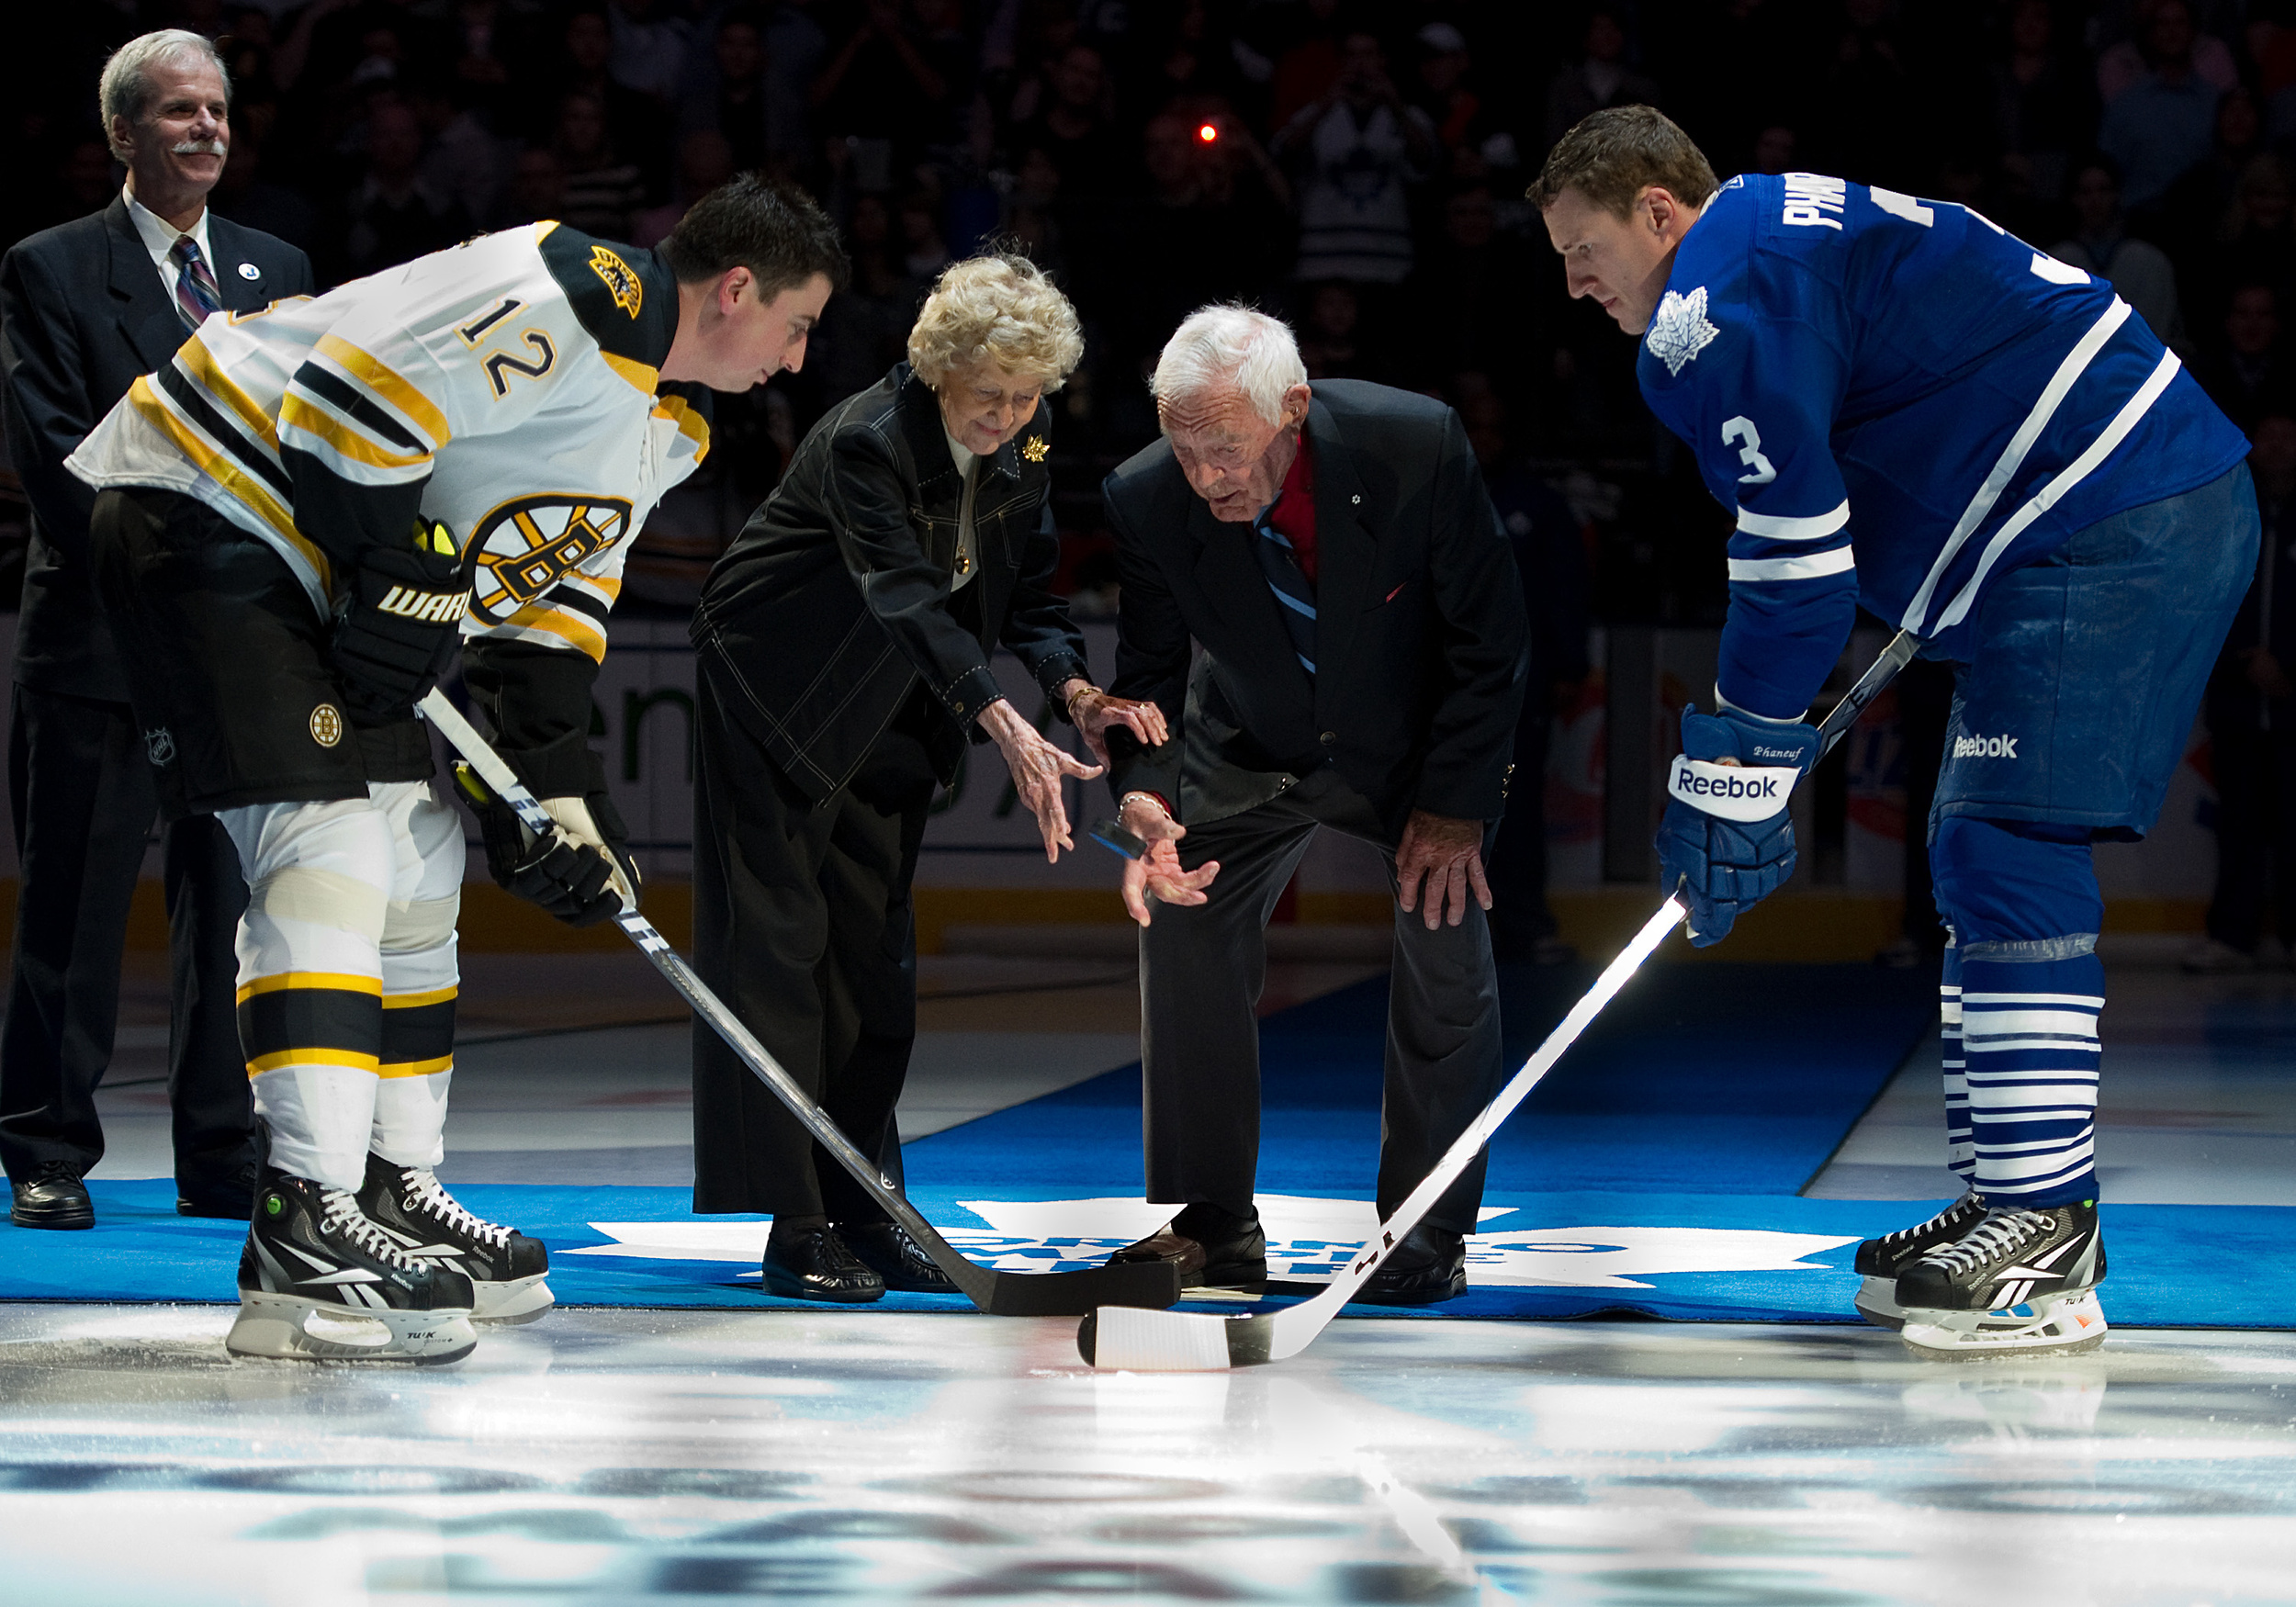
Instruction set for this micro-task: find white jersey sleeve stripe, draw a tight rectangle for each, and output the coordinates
[1931,348,2182,632]
[1899,298,2132,632]
[1734,500,1850,540]
[1728,547,1858,583]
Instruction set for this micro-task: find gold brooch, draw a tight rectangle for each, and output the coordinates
[1021,435,1048,463]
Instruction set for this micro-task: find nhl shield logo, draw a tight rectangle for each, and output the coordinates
[589,245,642,318]
[143,726,175,766]
[310,703,344,748]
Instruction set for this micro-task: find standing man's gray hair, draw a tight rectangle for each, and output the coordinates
[1151,305,1308,427]
[100,30,230,163]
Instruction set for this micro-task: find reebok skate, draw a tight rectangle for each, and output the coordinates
[356,1154,554,1323]
[227,1168,477,1364]
[1851,1192,1987,1330]
[1895,1202,2109,1358]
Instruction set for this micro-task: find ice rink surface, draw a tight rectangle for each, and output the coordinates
[6,951,2294,1602]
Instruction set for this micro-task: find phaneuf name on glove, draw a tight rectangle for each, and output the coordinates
[1667,757,1802,821]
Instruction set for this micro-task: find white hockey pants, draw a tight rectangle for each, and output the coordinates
[219,780,463,1191]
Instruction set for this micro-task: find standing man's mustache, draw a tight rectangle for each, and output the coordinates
[171,139,228,156]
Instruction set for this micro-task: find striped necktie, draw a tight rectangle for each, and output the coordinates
[171,236,221,331]
[1252,509,1317,678]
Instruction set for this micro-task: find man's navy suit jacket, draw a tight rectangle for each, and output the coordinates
[1,197,313,702]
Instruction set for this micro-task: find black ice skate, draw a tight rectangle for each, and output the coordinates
[229,1167,477,1363]
[1850,1191,1987,1330]
[356,1152,554,1323]
[1894,1201,2109,1358]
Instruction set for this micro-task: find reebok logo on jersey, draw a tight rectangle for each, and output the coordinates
[589,245,642,317]
[1954,733,2019,759]
[1647,287,1719,376]
[377,586,470,624]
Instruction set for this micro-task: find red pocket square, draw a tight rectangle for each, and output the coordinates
[1383,580,1408,602]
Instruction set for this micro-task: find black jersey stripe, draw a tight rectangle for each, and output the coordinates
[294,362,427,452]
[543,584,612,625]
[154,363,294,499]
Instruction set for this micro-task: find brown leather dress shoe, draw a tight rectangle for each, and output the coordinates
[1108,1204,1266,1290]
[1356,1224,1468,1306]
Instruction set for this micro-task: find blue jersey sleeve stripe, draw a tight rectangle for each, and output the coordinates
[1728,548,1858,583]
[1931,348,2184,632]
[1734,500,1850,540]
[1900,298,2133,632]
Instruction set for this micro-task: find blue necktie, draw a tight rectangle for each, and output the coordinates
[172,236,221,330]
[1253,509,1317,678]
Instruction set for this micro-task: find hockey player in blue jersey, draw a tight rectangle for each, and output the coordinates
[1532,107,2257,1356]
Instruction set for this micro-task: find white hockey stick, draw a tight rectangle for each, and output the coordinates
[418,690,1182,1318]
[1077,629,1920,1369]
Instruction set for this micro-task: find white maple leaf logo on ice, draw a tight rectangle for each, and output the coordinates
[1646,286,1719,376]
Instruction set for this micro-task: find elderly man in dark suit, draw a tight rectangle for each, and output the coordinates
[1100,305,1527,1305]
[0,29,312,1229]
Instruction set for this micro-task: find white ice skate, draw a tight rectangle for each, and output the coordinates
[226,1167,478,1364]
[1898,1288,2110,1358]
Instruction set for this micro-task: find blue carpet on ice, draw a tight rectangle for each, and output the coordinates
[4,962,2290,1327]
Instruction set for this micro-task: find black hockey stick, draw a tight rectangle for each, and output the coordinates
[1078,628,1921,1368]
[419,690,1182,1319]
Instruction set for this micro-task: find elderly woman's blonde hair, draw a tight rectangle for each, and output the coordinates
[906,253,1084,391]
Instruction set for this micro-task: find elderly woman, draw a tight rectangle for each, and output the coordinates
[688,253,1163,1301]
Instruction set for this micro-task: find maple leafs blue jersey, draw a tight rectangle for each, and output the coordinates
[1638,172,2248,719]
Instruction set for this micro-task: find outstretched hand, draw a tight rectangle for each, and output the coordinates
[1062,680,1170,765]
[979,699,1103,861]
[1394,808,1492,930]
[1118,794,1219,927]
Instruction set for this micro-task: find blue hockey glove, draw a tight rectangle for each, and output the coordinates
[1654,705,1821,947]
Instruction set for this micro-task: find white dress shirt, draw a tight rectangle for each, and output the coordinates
[123,185,217,309]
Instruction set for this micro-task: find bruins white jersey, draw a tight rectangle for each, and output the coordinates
[67,221,708,664]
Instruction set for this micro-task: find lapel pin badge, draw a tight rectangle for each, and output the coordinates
[237,262,261,280]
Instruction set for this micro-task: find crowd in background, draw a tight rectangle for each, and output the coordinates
[5,0,2293,635]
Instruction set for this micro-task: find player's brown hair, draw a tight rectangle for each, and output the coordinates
[1527,105,1719,219]
[662,174,849,298]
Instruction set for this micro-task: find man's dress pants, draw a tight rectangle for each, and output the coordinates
[1140,764,1506,1237]
[0,684,252,1189]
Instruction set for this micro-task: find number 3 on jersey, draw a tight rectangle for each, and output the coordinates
[1721,415,1776,485]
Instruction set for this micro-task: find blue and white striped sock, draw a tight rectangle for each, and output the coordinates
[1959,950,2103,1207]
[1940,941,1973,1188]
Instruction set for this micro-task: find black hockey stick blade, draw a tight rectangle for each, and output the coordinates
[419,691,1180,1320]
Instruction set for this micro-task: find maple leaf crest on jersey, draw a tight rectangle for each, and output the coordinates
[1646,286,1719,376]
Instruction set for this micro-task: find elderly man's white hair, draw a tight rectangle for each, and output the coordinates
[100,30,231,163]
[1152,305,1308,427]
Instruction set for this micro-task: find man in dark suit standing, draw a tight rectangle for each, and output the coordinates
[0,30,312,1228]
[1099,305,1527,1304]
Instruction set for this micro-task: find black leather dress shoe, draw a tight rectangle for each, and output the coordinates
[177,1163,258,1220]
[761,1223,885,1303]
[838,1219,961,1293]
[1357,1224,1468,1306]
[10,1162,94,1231]
[1108,1204,1266,1290]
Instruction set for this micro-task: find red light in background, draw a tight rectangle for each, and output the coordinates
[1198,122,1219,143]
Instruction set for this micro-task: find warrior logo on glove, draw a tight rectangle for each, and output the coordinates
[465,495,630,623]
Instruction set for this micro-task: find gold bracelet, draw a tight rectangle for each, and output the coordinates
[1064,683,1098,721]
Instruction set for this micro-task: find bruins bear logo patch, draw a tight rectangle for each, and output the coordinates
[589,245,642,318]
[310,704,343,747]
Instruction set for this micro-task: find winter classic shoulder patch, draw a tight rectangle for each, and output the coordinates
[1646,287,1719,376]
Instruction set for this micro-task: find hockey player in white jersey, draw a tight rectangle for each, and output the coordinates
[1532,109,2256,1355]
[68,176,847,1361]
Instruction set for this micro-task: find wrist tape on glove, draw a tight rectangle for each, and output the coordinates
[1667,759,1802,822]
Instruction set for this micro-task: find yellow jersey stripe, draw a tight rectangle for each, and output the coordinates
[501,602,607,661]
[381,986,460,1010]
[377,1054,455,1080]
[177,336,281,451]
[248,1048,382,1076]
[129,377,336,597]
[652,395,711,462]
[279,391,433,472]
[236,970,386,1004]
[314,332,452,448]
[602,351,658,395]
